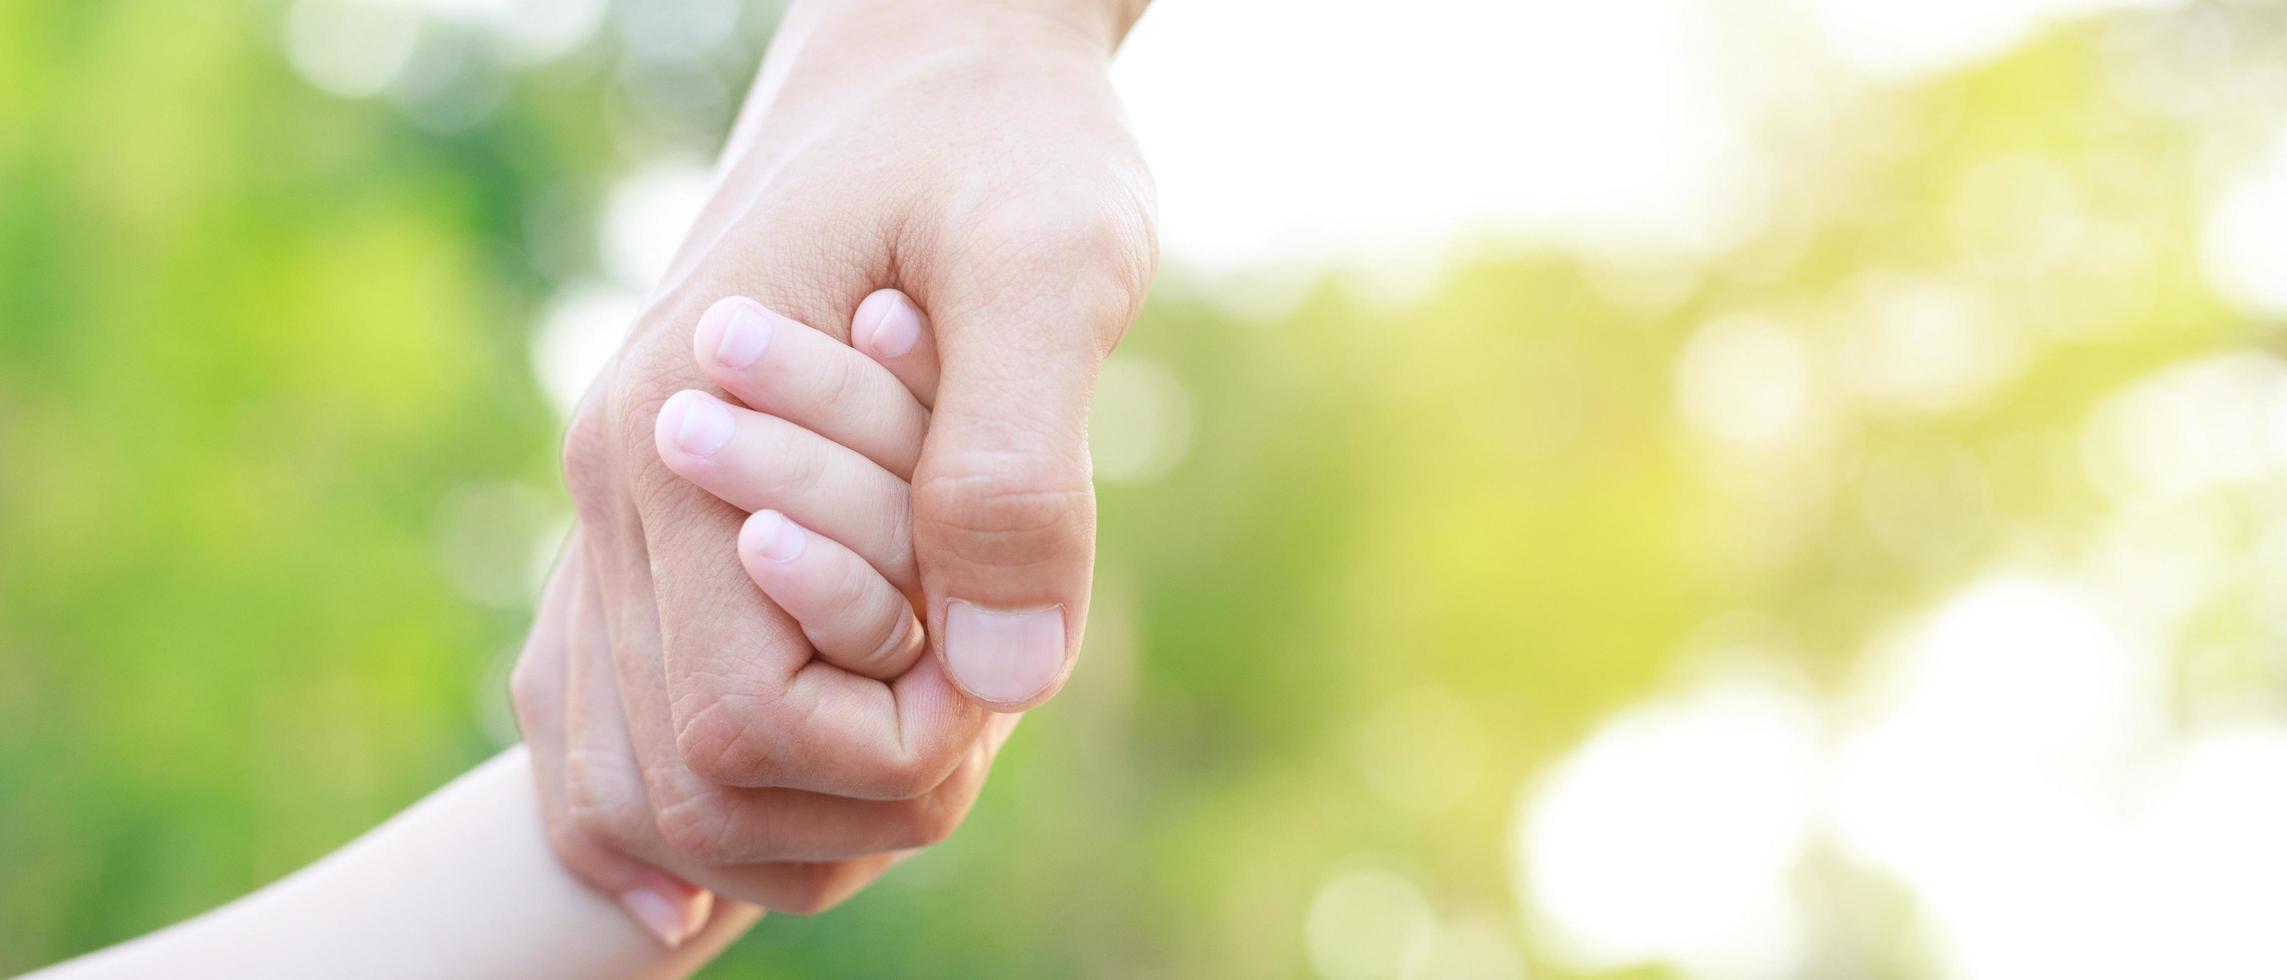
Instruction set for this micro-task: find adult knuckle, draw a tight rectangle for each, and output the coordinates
[563,767,642,848]
[873,751,943,802]
[560,397,615,510]
[673,688,793,786]
[1034,207,1119,262]
[609,374,680,452]
[914,450,1094,555]
[628,460,705,522]
[771,865,848,916]
[563,347,695,518]
[653,788,740,865]
[973,189,1151,285]
[969,193,1114,260]
[895,794,964,850]
[607,327,700,433]
[1109,194,1158,347]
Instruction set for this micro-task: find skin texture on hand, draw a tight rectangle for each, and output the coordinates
[512,0,1156,931]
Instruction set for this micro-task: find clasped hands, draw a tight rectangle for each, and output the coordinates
[508,0,1157,946]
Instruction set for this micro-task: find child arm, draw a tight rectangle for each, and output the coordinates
[32,747,757,980]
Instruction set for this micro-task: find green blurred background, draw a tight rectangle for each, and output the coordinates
[10,1,2287,977]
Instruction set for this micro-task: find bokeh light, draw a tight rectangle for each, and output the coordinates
[1305,864,1438,980]
[285,0,422,97]
[1520,675,1817,977]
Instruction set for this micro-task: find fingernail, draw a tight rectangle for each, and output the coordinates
[618,873,711,948]
[668,390,734,457]
[714,306,771,369]
[942,600,1065,705]
[749,509,807,564]
[857,291,921,359]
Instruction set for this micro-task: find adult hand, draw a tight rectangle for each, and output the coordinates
[511,0,1156,936]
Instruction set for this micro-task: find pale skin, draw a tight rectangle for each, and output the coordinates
[526,0,1161,942]
[24,749,751,980]
[36,287,981,976]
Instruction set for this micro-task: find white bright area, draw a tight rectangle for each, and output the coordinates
[1139,2,2287,979]
[277,0,2287,976]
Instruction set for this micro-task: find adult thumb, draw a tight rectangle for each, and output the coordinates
[910,220,1147,711]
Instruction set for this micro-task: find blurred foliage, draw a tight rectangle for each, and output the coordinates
[4,1,2286,978]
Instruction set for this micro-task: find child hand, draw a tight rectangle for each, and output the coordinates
[653,290,945,681]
